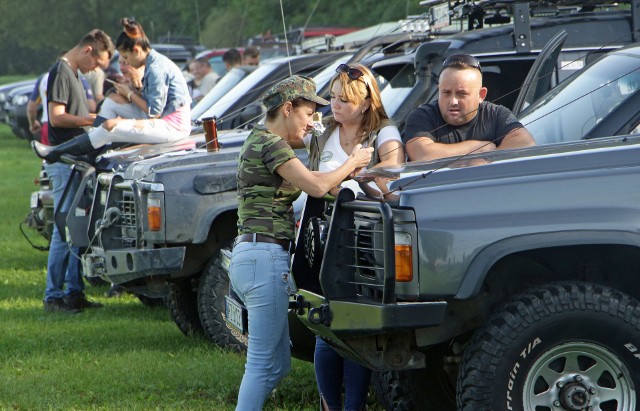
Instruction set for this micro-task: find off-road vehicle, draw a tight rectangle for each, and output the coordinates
[47,0,640,364]
[292,134,640,410]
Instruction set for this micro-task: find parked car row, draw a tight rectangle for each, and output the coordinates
[24,1,640,409]
[0,78,37,140]
[3,80,38,140]
[37,0,640,333]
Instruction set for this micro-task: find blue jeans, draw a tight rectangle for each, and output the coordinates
[315,336,372,411]
[229,241,296,411]
[43,162,84,301]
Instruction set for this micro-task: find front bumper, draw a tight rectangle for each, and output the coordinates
[295,289,447,370]
[83,246,185,285]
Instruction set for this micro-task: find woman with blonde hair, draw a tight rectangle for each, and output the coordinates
[306,63,404,180]
[304,63,405,410]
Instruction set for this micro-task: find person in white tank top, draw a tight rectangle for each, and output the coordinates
[301,63,405,411]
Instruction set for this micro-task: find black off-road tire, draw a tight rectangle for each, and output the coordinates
[457,282,640,411]
[166,279,204,336]
[197,245,248,353]
[372,342,456,411]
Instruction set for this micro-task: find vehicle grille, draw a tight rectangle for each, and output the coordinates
[353,213,384,279]
[322,192,397,304]
[351,212,386,300]
[117,190,136,247]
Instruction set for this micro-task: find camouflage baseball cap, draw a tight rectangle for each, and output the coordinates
[262,75,330,111]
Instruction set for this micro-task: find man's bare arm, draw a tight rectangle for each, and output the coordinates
[27,101,41,133]
[497,127,536,149]
[406,135,496,162]
[48,101,95,128]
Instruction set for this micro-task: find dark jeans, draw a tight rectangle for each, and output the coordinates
[314,336,372,411]
[43,162,84,301]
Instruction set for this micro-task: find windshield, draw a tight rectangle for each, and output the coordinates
[520,53,640,145]
[191,67,255,121]
[197,62,281,121]
[314,54,351,92]
[200,54,350,128]
[377,61,415,119]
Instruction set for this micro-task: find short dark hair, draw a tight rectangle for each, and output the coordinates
[195,57,211,67]
[223,48,242,66]
[244,46,260,59]
[79,29,115,60]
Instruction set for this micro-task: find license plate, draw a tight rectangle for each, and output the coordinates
[225,295,248,335]
[30,192,39,209]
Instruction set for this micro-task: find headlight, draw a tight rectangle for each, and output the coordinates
[12,94,29,106]
[0,92,6,103]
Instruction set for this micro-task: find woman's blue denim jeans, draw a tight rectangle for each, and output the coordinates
[315,336,372,411]
[43,162,84,301]
[230,241,296,411]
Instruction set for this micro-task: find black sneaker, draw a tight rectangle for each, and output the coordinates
[64,293,103,309]
[43,298,82,314]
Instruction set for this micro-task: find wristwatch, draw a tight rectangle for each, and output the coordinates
[126,90,133,102]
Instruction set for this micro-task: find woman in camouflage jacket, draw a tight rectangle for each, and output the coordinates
[230,75,372,410]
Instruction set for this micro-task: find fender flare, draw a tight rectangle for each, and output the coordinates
[455,230,640,298]
[192,193,238,243]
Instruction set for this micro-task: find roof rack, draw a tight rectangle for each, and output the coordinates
[419,0,640,51]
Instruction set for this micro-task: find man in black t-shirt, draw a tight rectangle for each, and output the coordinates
[40,29,114,314]
[403,54,535,162]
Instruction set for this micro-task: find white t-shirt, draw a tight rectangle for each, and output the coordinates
[38,73,49,123]
[197,72,220,98]
[303,124,401,193]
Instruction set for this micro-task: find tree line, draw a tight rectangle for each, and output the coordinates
[0,0,423,75]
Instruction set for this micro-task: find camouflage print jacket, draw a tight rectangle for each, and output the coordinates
[236,124,301,241]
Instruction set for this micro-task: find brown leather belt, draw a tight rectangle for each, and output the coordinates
[234,233,294,254]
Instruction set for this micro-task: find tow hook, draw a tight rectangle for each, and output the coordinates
[308,304,332,326]
[289,294,310,315]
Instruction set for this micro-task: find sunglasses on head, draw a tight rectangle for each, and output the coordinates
[442,54,482,72]
[335,64,371,98]
[336,63,365,80]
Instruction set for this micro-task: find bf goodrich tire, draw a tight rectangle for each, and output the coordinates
[197,245,248,353]
[457,282,640,411]
[372,342,457,411]
[166,279,204,336]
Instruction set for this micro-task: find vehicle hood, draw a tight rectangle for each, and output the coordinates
[354,135,640,203]
[95,128,250,176]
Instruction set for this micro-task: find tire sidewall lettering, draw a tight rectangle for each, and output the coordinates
[493,312,640,411]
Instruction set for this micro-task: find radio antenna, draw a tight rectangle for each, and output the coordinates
[279,0,292,76]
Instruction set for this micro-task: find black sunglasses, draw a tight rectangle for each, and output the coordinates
[335,63,371,97]
[442,54,482,72]
[336,63,365,80]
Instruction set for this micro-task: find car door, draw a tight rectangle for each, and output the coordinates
[512,30,568,115]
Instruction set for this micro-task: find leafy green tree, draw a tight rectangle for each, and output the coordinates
[0,0,424,74]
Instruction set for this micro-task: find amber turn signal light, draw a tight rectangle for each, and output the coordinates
[395,244,413,282]
[147,195,162,232]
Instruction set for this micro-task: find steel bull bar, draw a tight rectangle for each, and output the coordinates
[293,190,447,369]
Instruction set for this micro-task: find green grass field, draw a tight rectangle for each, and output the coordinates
[0,123,366,410]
